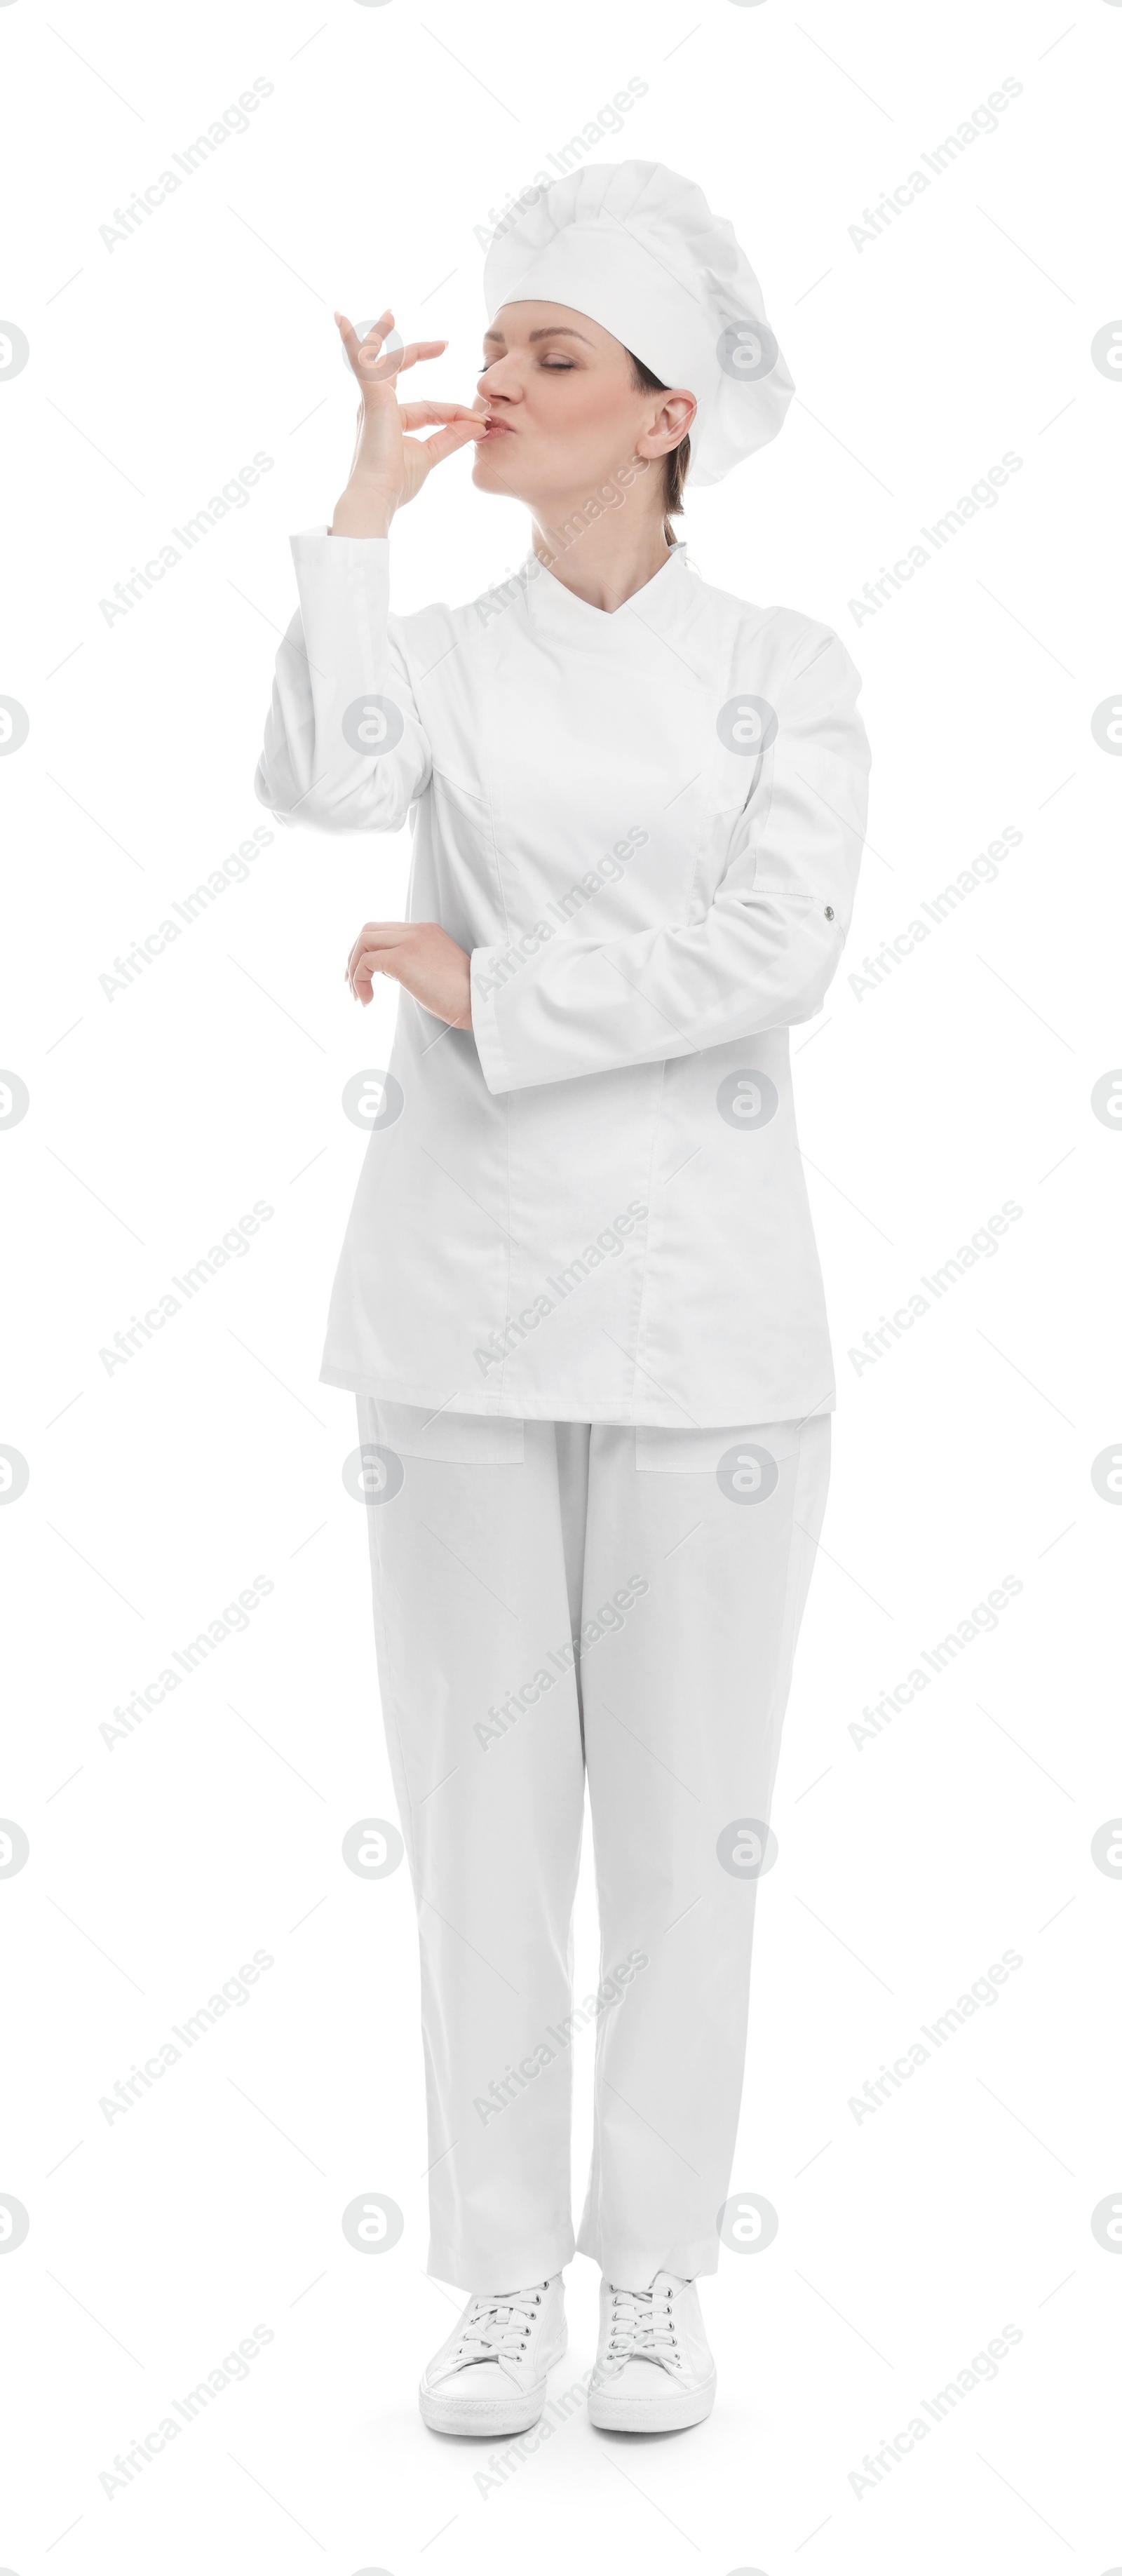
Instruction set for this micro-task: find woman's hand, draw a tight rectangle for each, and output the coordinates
[346,920,473,1028]
[330,309,488,536]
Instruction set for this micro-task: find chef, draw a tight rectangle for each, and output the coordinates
[256,156,870,2441]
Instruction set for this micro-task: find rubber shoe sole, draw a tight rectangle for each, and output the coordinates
[419,2331,567,2438]
[588,2369,716,2433]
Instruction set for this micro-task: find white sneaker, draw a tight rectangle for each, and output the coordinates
[588,2270,716,2432]
[419,2276,567,2436]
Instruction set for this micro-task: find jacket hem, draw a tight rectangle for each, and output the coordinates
[320,1358,836,1425]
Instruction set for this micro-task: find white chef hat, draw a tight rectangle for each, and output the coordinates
[482,159,794,488]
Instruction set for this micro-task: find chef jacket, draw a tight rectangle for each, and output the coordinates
[255,532,870,1426]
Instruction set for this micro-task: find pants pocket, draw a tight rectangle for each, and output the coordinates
[633,1419,819,1474]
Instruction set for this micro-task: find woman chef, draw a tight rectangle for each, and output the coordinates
[256,159,870,2440]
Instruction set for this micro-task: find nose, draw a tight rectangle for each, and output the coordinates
[478,356,515,402]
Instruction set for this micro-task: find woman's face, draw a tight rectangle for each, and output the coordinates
[471,300,694,513]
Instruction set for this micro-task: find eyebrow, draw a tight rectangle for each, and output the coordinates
[481,325,595,348]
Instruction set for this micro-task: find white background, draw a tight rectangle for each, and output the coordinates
[1,0,1120,2568]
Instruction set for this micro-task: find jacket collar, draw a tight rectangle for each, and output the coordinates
[518,540,691,642]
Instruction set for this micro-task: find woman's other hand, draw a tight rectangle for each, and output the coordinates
[331,309,489,536]
[346,919,473,1027]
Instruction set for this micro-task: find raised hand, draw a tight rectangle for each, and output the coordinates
[331,308,488,534]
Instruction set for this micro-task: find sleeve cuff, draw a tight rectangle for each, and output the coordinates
[470,950,516,1095]
[290,526,391,560]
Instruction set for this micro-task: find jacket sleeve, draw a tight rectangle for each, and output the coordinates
[254,528,431,831]
[470,627,870,1095]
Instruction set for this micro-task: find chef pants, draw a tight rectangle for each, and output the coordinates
[356,1401,830,2293]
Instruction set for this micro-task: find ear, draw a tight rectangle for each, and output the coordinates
[635,388,696,461]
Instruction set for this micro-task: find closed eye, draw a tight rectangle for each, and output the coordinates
[480,355,576,372]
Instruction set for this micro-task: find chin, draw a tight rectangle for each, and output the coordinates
[472,436,526,497]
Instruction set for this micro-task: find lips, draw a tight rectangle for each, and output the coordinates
[482,417,513,436]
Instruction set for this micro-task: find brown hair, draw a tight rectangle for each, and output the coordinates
[626,349,691,546]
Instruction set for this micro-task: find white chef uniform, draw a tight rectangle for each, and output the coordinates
[257,534,868,1425]
[356,1402,830,2291]
[255,159,868,2291]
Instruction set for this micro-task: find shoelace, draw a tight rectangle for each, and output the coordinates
[452,2284,545,2368]
[604,2282,680,2364]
